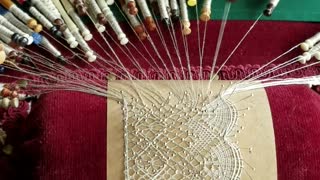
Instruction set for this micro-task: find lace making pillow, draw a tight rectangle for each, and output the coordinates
[107,80,277,180]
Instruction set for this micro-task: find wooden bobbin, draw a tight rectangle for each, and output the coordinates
[53,19,67,31]
[315,51,320,60]
[200,8,211,22]
[1,97,10,109]
[134,25,147,40]
[187,0,196,6]
[11,91,18,98]
[97,13,107,24]
[0,50,5,65]
[127,1,138,15]
[145,17,156,31]
[10,97,19,108]
[182,21,191,35]
[74,0,87,16]
[27,18,37,28]
[0,45,5,64]
[33,24,43,32]
[1,88,12,97]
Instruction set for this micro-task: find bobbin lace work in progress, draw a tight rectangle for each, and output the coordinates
[107,81,277,180]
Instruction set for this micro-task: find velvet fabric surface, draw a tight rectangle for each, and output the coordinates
[0,21,320,180]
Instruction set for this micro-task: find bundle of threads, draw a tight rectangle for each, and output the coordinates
[1,0,320,111]
[0,0,282,65]
[0,80,35,109]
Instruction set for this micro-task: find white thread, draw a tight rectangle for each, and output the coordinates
[0,32,11,44]
[157,0,170,23]
[40,0,61,19]
[170,0,179,11]
[0,15,33,45]
[69,11,92,41]
[87,5,106,32]
[0,25,14,38]
[62,0,93,41]
[9,5,33,24]
[32,0,60,22]
[136,0,152,18]
[72,30,97,62]
[3,12,33,34]
[28,6,53,30]
[101,5,129,45]
[0,40,14,54]
[86,0,104,24]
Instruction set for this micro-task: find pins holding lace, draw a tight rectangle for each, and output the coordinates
[200,0,212,21]
[263,0,280,16]
[300,32,320,51]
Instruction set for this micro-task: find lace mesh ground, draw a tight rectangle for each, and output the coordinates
[123,93,242,179]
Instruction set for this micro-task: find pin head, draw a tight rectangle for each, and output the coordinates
[187,0,197,6]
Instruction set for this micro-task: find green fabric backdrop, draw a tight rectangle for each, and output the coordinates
[204,0,320,22]
[111,0,320,22]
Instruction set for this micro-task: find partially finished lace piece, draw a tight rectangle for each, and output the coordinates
[122,92,242,179]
